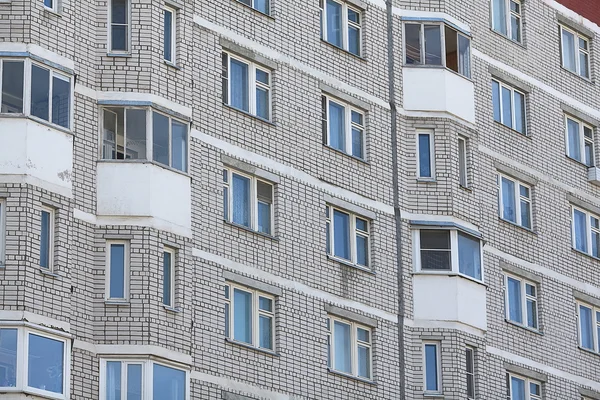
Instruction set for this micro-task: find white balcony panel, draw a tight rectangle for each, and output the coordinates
[0,117,73,196]
[403,67,475,123]
[97,162,191,236]
[588,167,600,186]
[413,274,487,331]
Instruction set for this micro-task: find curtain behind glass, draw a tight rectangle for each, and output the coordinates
[232,174,251,227]
[328,101,345,150]
[0,329,17,387]
[492,0,507,35]
[507,277,522,323]
[573,209,587,252]
[561,29,576,72]
[106,361,121,400]
[326,0,342,47]
[567,118,581,160]
[230,59,249,112]
[233,289,252,344]
[501,177,516,222]
[334,321,351,373]
[333,210,350,260]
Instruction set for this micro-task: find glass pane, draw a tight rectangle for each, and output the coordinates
[501,86,512,128]
[110,243,126,298]
[580,52,589,78]
[405,24,421,64]
[259,315,273,349]
[459,138,467,186]
[106,361,121,400]
[153,364,185,400]
[112,0,127,24]
[526,299,537,329]
[254,0,269,14]
[348,25,360,56]
[520,200,531,229]
[333,321,351,373]
[356,218,367,232]
[525,283,535,297]
[513,91,525,134]
[230,59,249,112]
[424,344,438,391]
[351,127,363,158]
[328,101,345,151]
[255,68,269,83]
[126,364,142,400]
[348,8,359,23]
[171,121,187,171]
[232,174,251,227]
[125,109,146,160]
[257,201,271,234]
[573,209,588,253]
[357,345,370,378]
[351,111,362,125]
[357,327,369,343]
[326,0,342,47]
[562,29,576,72]
[51,75,70,128]
[492,0,507,35]
[458,34,471,78]
[529,382,540,396]
[233,289,252,344]
[567,118,581,161]
[31,65,50,121]
[511,376,525,400]
[421,250,451,270]
[419,134,432,178]
[163,251,172,306]
[420,230,450,249]
[28,334,64,394]
[111,25,128,51]
[580,305,594,349]
[256,86,269,120]
[333,209,350,260]
[507,277,523,323]
[424,25,442,65]
[592,231,600,258]
[1,61,24,113]
[259,296,272,312]
[492,81,501,122]
[510,15,521,42]
[0,329,17,387]
[465,348,474,373]
[164,9,173,62]
[501,177,516,223]
[225,302,230,337]
[152,112,170,166]
[444,26,458,73]
[44,0,53,7]
[40,210,51,269]
[585,140,594,167]
[458,232,481,280]
[356,234,368,267]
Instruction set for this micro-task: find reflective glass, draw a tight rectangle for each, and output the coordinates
[424,25,442,65]
[527,298,537,329]
[51,75,70,128]
[171,121,187,171]
[28,334,64,394]
[351,127,363,158]
[510,376,525,400]
[348,25,360,56]
[357,345,370,378]
[126,364,142,400]
[507,277,523,323]
[153,364,185,400]
[232,174,251,227]
[580,305,594,350]
[326,0,342,47]
[163,251,172,306]
[125,109,146,160]
[31,65,50,121]
[0,329,17,387]
[106,361,121,400]
[492,0,507,35]
[356,234,368,267]
[1,61,24,113]
[164,9,173,62]
[110,243,126,298]
[328,101,345,151]
[333,210,350,260]
[254,0,269,14]
[259,315,272,349]
[513,91,525,134]
[418,134,432,178]
[405,24,421,64]
[230,59,249,112]
[501,177,516,222]
[333,321,351,373]
[501,86,512,128]
[256,86,269,120]
[458,232,481,280]
[424,344,438,391]
[573,209,587,253]
[152,112,170,166]
[40,210,51,269]
[233,289,252,344]
[492,81,501,122]
[562,29,576,72]
[510,14,521,42]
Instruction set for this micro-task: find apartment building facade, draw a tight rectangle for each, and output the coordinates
[0,0,600,398]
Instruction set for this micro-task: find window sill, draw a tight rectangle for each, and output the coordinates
[0,113,73,136]
[459,184,472,192]
[492,120,528,138]
[106,52,132,58]
[232,0,274,20]
[327,254,374,275]
[43,6,62,17]
[489,28,524,49]
[560,66,593,84]
[96,159,190,178]
[225,338,279,356]
[423,393,445,399]
[39,268,60,278]
[578,346,600,357]
[565,154,592,170]
[323,144,369,165]
[327,368,376,385]
[416,177,436,183]
[412,271,487,287]
[402,64,472,82]
[504,319,543,335]
[104,300,130,306]
[224,220,279,241]
[498,217,536,235]
[163,305,181,313]
[164,60,181,70]
[571,247,600,262]
[320,39,365,61]
[223,104,276,126]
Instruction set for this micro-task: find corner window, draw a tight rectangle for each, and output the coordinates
[162,248,175,307]
[224,283,275,350]
[30,64,71,129]
[163,7,176,63]
[404,22,471,78]
[321,95,365,159]
[560,25,590,79]
[572,206,600,258]
[465,347,475,399]
[505,275,538,330]
[416,229,483,281]
[498,174,532,229]
[492,79,526,134]
[326,316,372,379]
[417,129,434,179]
[458,136,468,187]
[578,302,600,352]
[423,342,441,393]
[39,206,55,270]
[507,374,541,400]
[221,52,271,120]
[326,205,370,268]
[222,168,274,235]
[106,241,129,300]
[237,0,269,15]
[565,116,594,166]
[491,0,522,42]
[320,0,362,56]
[109,0,130,53]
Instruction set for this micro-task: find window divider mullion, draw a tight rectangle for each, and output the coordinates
[146,109,153,162]
[342,4,348,52]
[440,23,446,68]
[346,105,351,155]
[168,117,173,167]
[450,230,459,273]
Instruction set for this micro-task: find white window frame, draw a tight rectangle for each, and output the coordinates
[108,0,131,54]
[507,373,541,400]
[577,301,600,353]
[163,6,176,63]
[416,129,435,179]
[0,199,5,265]
[162,247,175,307]
[565,115,595,166]
[326,205,370,268]
[423,341,441,394]
[490,0,522,42]
[320,0,362,55]
[560,25,591,79]
[0,58,26,114]
[322,95,366,159]
[237,0,270,14]
[504,274,539,330]
[39,206,55,270]
[105,240,130,301]
[0,326,71,400]
[465,347,475,399]
[224,282,275,351]
[458,135,468,187]
[492,79,527,134]
[571,206,600,258]
[497,174,532,228]
[43,0,58,13]
[99,358,190,400]
[326,316,372,380]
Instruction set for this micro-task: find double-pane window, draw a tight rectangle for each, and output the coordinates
[152,112,188,172]
[578,302,600,352]
[498,174,532,229]
[326,205,370,268]
[237,0,269,14]
[163,248,175,307]
[507,374,541,400]
[222,168,274,235]
[105,361,143,399]
[106,241,128,300]
[465,348,475,399]
[505,275,538,330]
[491,0,522,42]
[560,25,590,79]
[565,116,594,166]
[423,342,441,393]
[417,130,434,179]
[109,0,130,53]
[326,317,372,379]
[320,0,361,56]
[222,53,271,120]
[322,95,365,159]
[492,79,526,134]
[39,207,54,270]
[404,22,471,78]
[30,64,71,129]
[224,283,275,350]
[164,7,176,63]
[458,136,468,187]
[572,207,600,258]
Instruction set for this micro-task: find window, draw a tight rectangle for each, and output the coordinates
[404,22,471,78]
[0,199,6,265]
[237,0,269,15]
[326,316,372,379]
[320,0,361,56]
[465,347,475,399]
[423,342,441,393]
[0,327,70,399]
[507,374,541,400]
[101,106,188,172]
[105,241,128,300]
[491,0,522,42]
[417,129,434,179]
[321,95,365,159]
[577,302,600,352]
[164,7,176,63]
[458,136,468,187]
[560,25,590,79]
[572,206,600,258]
[222,168,274,235]
[163,248,175,307]
[0,60,24,114]
[221,53,271,120]
[109,0,130,53]
[39,206,54,270]
[416,229,483,280]
[326,205,370,268]
[492,79,526,134]
[498,174,532,229]
[43,0,56,11]
[505,275,538,330]
[101,359,188,400]
[224,283,275,350]
[565,116,594,166]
